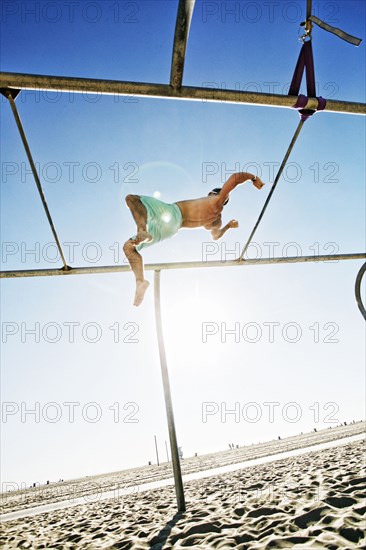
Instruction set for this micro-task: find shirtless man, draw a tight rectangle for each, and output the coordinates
[123,172,265,306]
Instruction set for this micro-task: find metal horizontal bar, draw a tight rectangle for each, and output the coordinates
[1,253,365,279]
[1,73,365,115]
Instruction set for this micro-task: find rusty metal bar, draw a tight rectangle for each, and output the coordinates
[1,73,365,115]
[170,0,195,89]
[305,0,313,34]
[154,270,186,512]
[2,91,68,269]
[307,0,312,19]
[1,254,365,279]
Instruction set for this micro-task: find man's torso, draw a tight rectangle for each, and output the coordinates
[175,196,222,228]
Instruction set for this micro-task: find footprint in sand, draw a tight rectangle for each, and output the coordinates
[294,505,329,529]
[247,506,285,518]
[339,526,365,543]
[325,496,357,508]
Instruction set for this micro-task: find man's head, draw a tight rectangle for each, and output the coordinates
[208,188,229,205]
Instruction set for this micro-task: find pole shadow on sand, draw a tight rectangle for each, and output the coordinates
[147,511,185,548]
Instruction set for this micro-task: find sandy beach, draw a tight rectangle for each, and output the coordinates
[1,423,365,549]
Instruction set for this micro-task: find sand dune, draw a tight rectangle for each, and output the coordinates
[1,423,365,549]
[1,421,364,516]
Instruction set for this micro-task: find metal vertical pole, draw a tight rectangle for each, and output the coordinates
[306,0,313,34]
[165,440,170,462]
[170,0,196,89]
[154,435,160,466]
[154,270,186,511]
[306,0,312,20]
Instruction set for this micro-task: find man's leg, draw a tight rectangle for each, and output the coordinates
[123,239,150,306]
[124,195,153,306]
[125,194,152,244]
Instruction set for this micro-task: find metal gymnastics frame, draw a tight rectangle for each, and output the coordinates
[1,0,365,513]
[0,71,365,115]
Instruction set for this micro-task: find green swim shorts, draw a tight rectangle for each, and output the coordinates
[132,196,183,251]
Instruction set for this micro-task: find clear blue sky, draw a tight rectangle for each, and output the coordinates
[1,0,365,488]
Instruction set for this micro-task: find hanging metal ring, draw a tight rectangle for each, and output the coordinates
[355,262,366,320]
[298,21,312,43]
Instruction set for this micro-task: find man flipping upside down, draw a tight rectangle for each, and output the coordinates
[123,172,265,306]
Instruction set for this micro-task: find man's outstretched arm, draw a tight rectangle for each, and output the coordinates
[218,172,265,205]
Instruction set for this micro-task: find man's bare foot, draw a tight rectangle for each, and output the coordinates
[134,279,150,306]
[136,231,153,245]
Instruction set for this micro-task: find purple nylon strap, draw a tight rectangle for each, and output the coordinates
[289,40,326,120]
[289,41,316,97]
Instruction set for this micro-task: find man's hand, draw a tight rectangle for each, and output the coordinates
[210,219,239,240]
[253,177,265,190]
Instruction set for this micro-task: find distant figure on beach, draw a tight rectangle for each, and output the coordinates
[123,172,265,305]
[178,447,183,459]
